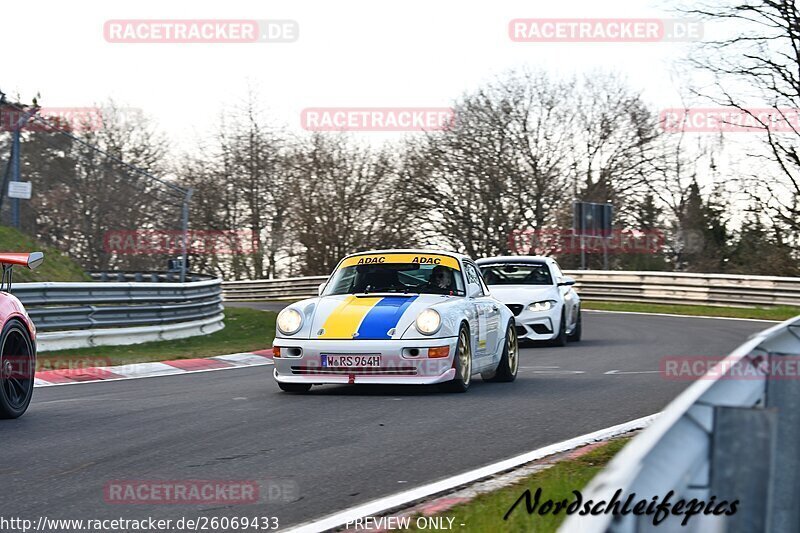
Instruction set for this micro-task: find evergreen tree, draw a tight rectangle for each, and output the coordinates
[727,210,799,276]
[675,181,729,272]
[615,194,669,271]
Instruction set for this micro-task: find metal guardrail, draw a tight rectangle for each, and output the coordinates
[572,270,800,308]
[14,279,222,331]
[90,271,216,283]
[10,277,224,351]
[221,270,800,308]
[223,276,328,301]
[559,316,800,532]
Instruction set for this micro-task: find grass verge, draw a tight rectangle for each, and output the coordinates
[0,225,90,282]
[38,308,276,366]
[582,301,800,321]
[403,438,630,533]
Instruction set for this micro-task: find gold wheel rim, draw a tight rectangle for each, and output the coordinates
[458,330,471,385]
[507,326,518,374]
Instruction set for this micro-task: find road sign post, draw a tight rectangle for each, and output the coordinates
[573,201,613,269]
[4,106,39,228]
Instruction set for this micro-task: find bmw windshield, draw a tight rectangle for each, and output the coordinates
[479,263,553,286]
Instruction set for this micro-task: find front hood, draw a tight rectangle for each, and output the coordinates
[308,293,452,340]
[488,285,557,305]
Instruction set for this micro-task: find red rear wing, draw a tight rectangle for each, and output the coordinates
[0,252,44,270]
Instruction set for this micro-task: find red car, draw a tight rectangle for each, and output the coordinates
[0,252,43,419]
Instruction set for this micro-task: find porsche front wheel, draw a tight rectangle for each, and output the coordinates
[442,324,472,393]
[484,321,518,382]
[0,320,35,419]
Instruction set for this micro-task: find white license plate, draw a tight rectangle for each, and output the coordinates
[321,355,381,368]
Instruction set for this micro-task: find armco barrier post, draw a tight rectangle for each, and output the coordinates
[711,406,777,533]
[766,376,800,532]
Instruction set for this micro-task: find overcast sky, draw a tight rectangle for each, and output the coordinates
[2,0,724,152]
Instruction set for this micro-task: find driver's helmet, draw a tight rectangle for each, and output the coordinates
[429,265,453,289]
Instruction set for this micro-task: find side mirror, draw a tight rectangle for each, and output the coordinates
[467,282,482,298]
[558,276,576,287]
[318,282,326,296]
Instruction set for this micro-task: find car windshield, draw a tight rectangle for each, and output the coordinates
[479,263,553,286]
[324,261,465,296]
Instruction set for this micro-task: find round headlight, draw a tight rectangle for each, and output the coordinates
[277,308,303,335]
[528,300,554,312]
[415,308,441,335]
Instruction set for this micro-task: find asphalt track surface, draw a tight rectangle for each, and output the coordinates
[1,311,768,530]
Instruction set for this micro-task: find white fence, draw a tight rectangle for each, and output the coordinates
[222,271,800,308]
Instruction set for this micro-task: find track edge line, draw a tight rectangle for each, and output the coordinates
[281,413,660,533]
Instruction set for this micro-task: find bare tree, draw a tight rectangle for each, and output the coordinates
[404,70,576,258]
[21,102,171,271]
[686,0,800,247]
[286,133,417,275]
[571,73,662,224]
[177,96,290,280]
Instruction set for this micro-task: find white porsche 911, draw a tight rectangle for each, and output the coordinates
[476,256,581,346]
[272,250,519,393]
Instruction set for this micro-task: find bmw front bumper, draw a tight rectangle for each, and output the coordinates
[513,308,560,341]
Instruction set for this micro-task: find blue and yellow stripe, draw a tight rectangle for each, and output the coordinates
[319,295,418,339]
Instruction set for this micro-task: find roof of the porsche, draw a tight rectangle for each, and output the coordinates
[342,249,472,261]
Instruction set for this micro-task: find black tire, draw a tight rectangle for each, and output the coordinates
[442,324,472,393]
[484,321,519,382]
[568,308,582,342]
[552,309,568,347]
[277,382,312,393]
[0,319,35,419]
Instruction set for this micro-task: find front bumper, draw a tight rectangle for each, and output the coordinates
[272,337,459,385]
[512,308,559,340]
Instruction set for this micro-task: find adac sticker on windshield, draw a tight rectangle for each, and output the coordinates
[356,256,385,264]
[340,253,461,270]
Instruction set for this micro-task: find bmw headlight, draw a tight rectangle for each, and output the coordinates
[415,308,441,335]
[277,308,303,335]
[528,300,555,312]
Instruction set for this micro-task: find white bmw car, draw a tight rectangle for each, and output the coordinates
[476,256,581,346]
[272,250,519,393]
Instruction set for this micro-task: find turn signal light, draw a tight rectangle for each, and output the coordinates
[272,346,281,358]
[428,346,450,358]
